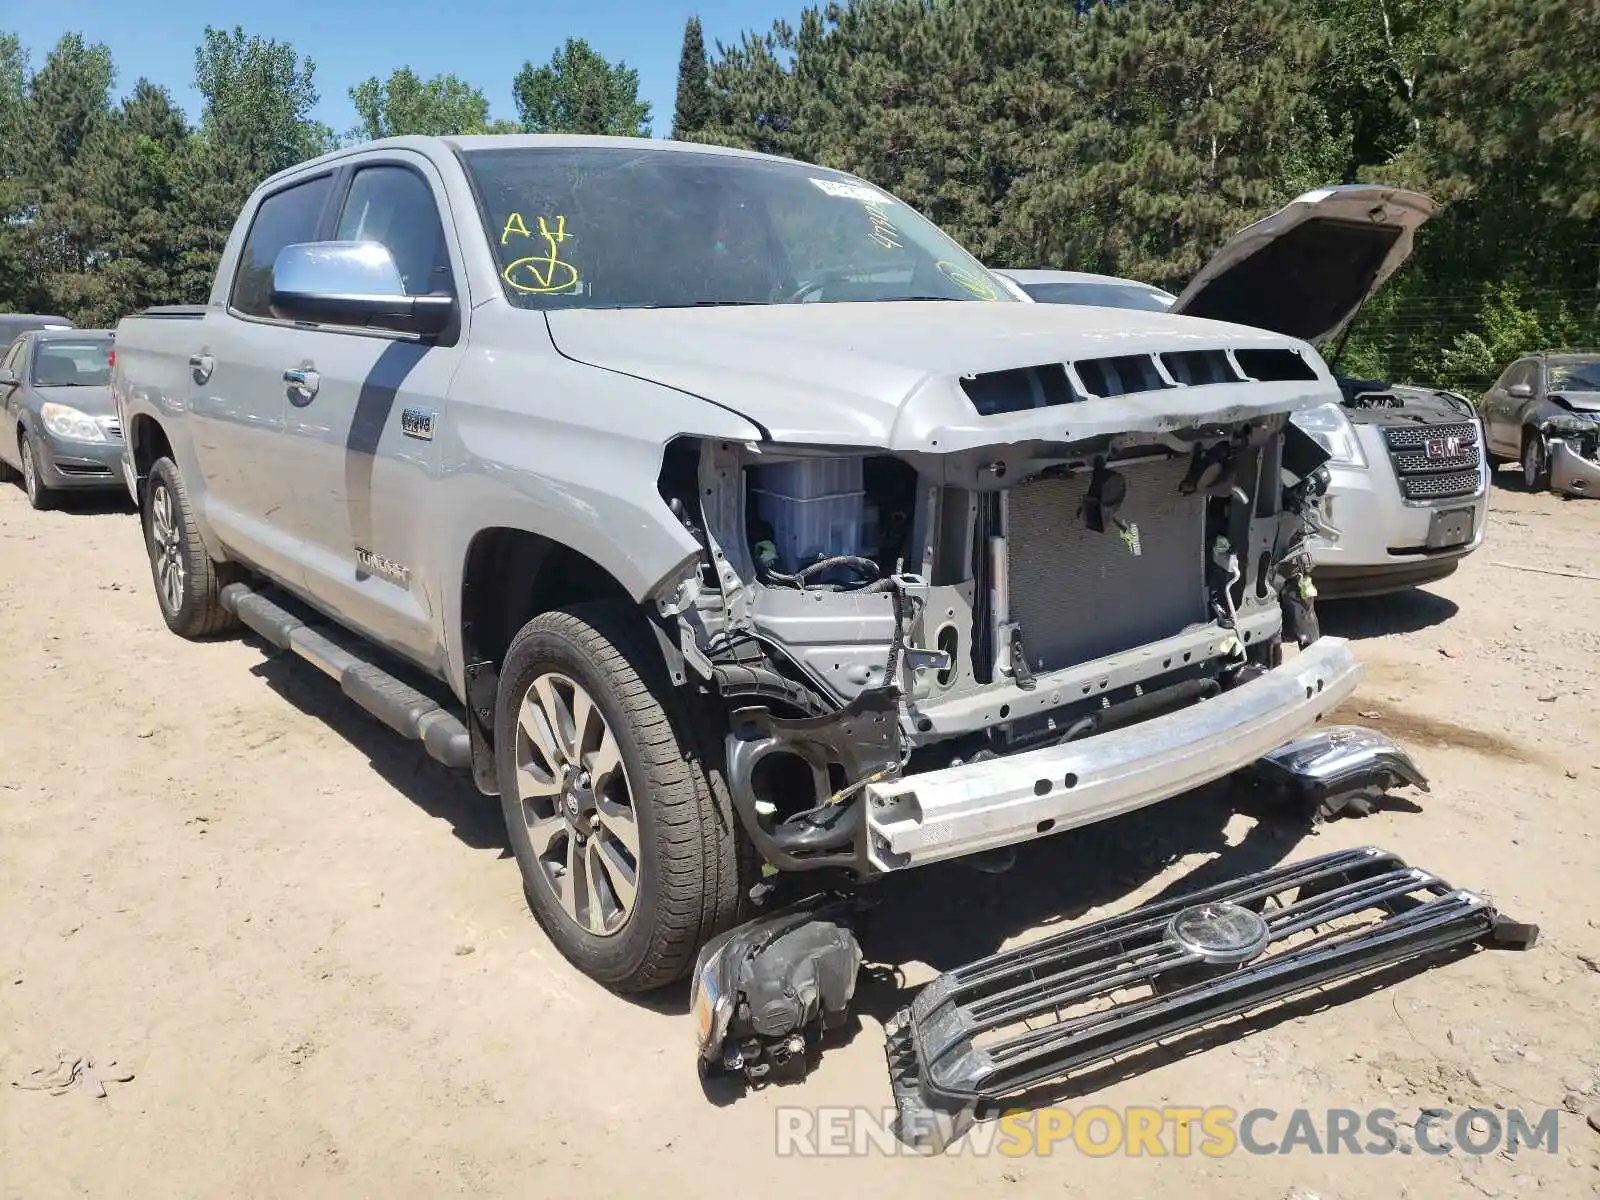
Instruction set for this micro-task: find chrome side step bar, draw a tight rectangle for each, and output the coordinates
[219,582,471,770]
[883,846,1536,1152]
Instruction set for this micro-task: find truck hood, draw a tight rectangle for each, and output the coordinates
[1170,185,1437,348]
[544,301,1339,450]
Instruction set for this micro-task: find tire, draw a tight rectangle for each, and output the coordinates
[494,601,742,993]
[142,456,240,638]
[1520,429,1549,492]
[19,433,55,511]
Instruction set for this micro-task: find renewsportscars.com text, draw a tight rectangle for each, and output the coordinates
[774,1104,1563,1158]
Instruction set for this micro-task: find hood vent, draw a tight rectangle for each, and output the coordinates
[1236,348,1319,382]
[960,363,1079,416]
[1074,355,1172,398]
[1161,349,1242,387]
[960,345,1320,416]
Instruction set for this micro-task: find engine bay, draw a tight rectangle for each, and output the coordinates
[654,412,1334,874]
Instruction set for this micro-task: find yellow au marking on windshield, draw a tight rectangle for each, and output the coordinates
[501,212,532,244]
[503,215,580,294]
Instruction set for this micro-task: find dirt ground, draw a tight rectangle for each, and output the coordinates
[2,473,1598,1199]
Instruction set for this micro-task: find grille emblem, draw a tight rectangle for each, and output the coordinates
[1425,435,1463,460]
[1165,902,1270,964]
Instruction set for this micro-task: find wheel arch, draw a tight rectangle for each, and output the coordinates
[127,413,174,506]
[458,527,641,792]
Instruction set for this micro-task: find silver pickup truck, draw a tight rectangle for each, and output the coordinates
[112,135,1369,993]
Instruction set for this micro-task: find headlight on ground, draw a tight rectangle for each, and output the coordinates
[689,930,738,1062]
[1291,402,1366,468]
[39,402,107,443]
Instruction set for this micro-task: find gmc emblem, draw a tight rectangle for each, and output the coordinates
[1425,435,1462,460]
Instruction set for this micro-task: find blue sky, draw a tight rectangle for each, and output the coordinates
[7,0,786,137]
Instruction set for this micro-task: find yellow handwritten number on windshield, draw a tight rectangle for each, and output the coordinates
[503,215,580,295]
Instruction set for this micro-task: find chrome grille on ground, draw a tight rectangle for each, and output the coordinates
[1381,421,1482,503]
[1006,455,1207,671]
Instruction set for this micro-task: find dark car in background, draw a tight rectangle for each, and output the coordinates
[1480,351,1600,495]
[0,314,75,356]
[0,328,122,509]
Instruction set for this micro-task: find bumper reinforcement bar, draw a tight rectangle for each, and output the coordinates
[883,845,1537,1152]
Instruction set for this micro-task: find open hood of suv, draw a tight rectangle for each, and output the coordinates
[1170,185,1436,348]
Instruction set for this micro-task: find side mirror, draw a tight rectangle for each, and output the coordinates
[1508,382,1534,399]
[269,241,455,338]
[0,368,14,386]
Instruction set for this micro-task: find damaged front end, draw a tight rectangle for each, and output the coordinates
[654,340,1356,877]
[883,846,1538,1152]
[1543,412,1600,496]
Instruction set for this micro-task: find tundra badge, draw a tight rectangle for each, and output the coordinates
[355,547,409,585]
[401,407,436,441]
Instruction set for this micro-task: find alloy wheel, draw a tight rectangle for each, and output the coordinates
[21,438,39,503]
[149,482,186,614]
[1522,435,1546,490]
[514,671,640,937]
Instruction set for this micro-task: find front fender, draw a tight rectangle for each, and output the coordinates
[432,342,763,695]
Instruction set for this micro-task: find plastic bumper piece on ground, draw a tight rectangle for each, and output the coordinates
[883,845,1538,1153]
[862,637,1362,872]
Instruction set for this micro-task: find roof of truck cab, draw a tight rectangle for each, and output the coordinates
[256,134,821,191]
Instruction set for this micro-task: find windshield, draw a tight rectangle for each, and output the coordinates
[462,147,1014,310]
[31,339,111,387]
[1547,361,1600,393]
[1019,280,1175,312]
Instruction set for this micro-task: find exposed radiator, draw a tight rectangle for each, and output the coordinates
[1006,455,1208,671]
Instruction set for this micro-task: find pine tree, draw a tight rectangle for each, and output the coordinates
[671,16,712,140]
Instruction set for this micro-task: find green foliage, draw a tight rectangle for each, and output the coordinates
[671,16,712,140]
[194,26,333,177]
[348,68,500,142]
[513,38,651,136]
[0,2,1593,395]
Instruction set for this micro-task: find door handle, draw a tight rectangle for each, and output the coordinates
[188,353,214,382]
[284,367,320,401]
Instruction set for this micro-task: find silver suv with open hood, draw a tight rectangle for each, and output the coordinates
[113,135,1368,993]
[1001,184,1490,599]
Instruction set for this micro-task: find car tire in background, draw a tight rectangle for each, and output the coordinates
[1520,428,1550,492]
[141,456,241,638]
[494,601,742,994]
[19,433,57,511]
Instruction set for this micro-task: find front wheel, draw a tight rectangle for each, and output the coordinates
[495,601,742,993]
[142,456,240,638]
[19,434,55,510]
[1521,429,1549,492]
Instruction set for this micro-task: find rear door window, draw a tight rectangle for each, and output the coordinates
[231,174,336,319]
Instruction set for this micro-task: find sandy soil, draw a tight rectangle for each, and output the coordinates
[2,472,1598,1199]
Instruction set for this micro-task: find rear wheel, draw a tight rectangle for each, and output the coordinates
[142,456,240,638]
[19,433,54,510]
[495,601,741,993]
[1520,429,1549,492]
